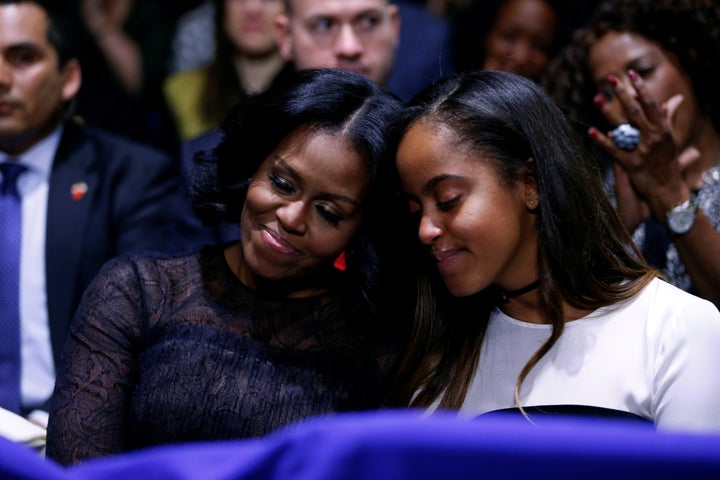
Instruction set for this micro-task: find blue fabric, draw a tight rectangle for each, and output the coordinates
[4,411,720,479]
[0,162,26,413]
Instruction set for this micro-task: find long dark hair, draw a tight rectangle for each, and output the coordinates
[392,70,658,408]
[192,68,404,315]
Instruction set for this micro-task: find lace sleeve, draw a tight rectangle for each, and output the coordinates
[46,258,148,465]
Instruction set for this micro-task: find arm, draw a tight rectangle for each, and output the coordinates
[81,0,142,95]
[46,259,145,465]
[590,73,720,307]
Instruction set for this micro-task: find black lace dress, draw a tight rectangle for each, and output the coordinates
[46,244,400,465]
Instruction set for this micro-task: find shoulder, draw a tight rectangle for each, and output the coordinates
[636,278,720,350]
[93,253,202,294]
[61,120,173,163]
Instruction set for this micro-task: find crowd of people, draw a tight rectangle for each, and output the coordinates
[1,0,719,468]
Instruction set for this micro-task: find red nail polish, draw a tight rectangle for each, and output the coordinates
[588,128,599,139]
[628,69,638,82]
[607,75,618,87]
[593,94,605,108]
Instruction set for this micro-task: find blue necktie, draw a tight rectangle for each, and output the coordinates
[0,162,26,414]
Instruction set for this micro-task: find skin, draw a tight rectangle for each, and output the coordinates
[226,126,370,297]
[396,121,539,302]
[483,0,556,81]
[226,0,286,93]
[0,3,81,156]
[225,0,285,58]
[588,31,720,306]
[275,0,399,85]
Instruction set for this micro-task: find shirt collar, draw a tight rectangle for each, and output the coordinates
[0,126,64,181]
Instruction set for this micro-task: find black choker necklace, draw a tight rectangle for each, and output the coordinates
[499,280,541,303]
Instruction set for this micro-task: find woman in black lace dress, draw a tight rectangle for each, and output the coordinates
[46,69,407,465]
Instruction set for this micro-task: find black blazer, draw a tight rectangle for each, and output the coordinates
[44,118,188,371]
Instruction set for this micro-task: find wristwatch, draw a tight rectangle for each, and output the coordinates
[666,191,699,235]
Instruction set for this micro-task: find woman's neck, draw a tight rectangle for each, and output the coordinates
[499,289,593,325]
[224,243,333,299]
[234,51,285,94]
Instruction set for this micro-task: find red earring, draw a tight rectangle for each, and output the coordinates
[333,251,347,271]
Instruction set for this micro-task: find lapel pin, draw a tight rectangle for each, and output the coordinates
[71,181,88,202]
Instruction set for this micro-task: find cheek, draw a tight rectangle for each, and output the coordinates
[243,184,276,218]
[307,220,362,259]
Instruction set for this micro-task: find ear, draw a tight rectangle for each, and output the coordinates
[60,59,81,102]
[387,4,401,48]
[274,14,294,61]
[521,158,539,210]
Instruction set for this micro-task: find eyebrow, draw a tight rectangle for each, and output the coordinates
[421,174,462,195]
[275,156,363,208]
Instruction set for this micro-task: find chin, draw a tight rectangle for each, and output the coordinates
[443,279,481,298]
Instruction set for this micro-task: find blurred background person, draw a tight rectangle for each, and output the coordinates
[449,0,571,83]
[544,0,720,306]
[164,0,292,142]
[72,0,181,153]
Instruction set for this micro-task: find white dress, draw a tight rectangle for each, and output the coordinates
[452,278,720,433]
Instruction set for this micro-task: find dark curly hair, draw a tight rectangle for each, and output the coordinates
[191,68,404,314]
[543,0,720,136]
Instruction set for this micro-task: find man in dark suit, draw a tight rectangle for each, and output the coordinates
[0,0,190,424]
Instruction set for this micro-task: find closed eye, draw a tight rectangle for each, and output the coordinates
[269,173,295,194]
[315,205,342,226]
[437,196,460,211]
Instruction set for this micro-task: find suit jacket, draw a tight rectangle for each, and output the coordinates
[44,118,190,373]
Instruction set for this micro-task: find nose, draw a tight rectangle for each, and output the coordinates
[276,200,307,235]
[511,41,531,65]
[418,213,442,246]
[335,24,363,59]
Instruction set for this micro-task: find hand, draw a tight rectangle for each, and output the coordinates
[588,70,691,222]
[81,0,133,37]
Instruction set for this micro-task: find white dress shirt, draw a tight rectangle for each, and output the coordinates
[1,127,63,419]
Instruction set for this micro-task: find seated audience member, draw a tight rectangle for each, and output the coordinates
[0,0,189,426]
[46,69,406,465]
[276,0,452,102]
[390,70,720,431]
[543,0,720,306]
[274,0,399,89]
[73,0,180,153]
[164,0,292,141]
[450,0,568,82]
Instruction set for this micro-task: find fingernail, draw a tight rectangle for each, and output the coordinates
[593,93,605,108]
[588,128,599,139]
[607,75,618,87]
[628,69,638,82]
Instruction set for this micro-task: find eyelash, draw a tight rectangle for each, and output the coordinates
[269,173,343,226]
[269,173,294,193]
[437,196,459,211]
[316,206,342,226]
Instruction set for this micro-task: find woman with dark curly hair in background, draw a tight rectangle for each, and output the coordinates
[543,0,720,307]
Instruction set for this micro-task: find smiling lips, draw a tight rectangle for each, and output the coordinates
[261,227,301,255]
[433,249,462,272]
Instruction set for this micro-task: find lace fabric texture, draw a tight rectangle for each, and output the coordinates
[46,245,399,465]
